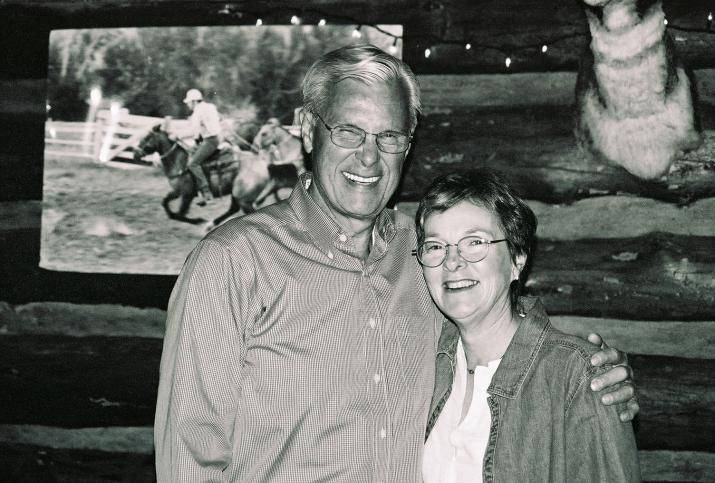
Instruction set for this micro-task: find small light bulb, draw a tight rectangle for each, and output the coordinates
[425,48,431,58]
[318,19,326,26]
[291,15,300,25]
[389,39,398,54]
[505,57,512,68]
[255,18,263,26]
[708,12,713,21]
[352,26,362,38]
[542,44,548,53]
[663,18,668,25]
[465,43,471,50]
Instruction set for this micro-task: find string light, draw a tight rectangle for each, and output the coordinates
[209,5,715,62]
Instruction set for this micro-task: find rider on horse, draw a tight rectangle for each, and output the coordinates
[183,88,222,206]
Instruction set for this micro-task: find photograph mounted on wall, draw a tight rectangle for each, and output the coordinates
[40,24,402,274]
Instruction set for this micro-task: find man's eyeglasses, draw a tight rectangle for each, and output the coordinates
[413,236,508,268]
[313,111,411,154]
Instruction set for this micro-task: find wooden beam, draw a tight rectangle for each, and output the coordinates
[548,318,714,359]
[418,69,715,108]
[639,450,715,483]
[0,441,711,482]
[527,233,713,320]
[2,201,713,319]
[0,335,713,452]
[403,119,715,203]
[397,196,715,240]
[2,300,713,359]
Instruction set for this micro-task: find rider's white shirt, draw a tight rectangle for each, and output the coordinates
[189,101,222,140]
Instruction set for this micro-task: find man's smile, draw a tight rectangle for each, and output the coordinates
[443,279,479,291]
[342,171,381,185]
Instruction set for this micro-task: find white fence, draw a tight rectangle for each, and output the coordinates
[44,109,190,163]
[44,107,301,163]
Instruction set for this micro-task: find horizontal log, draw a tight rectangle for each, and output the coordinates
[633,355,715,452]
[1,442,711,483]
[7,194,715,242]
[549,318,714,360]
[0,335,712,452]
[398,196,715,240]
[2,203,714,320]
[0,335,162,427]
[404,116,715,203]
[0,426,153,454]
[527,233,713,320]
[2,301,713,360]
[418,70,715,109]
[639,450,715,483]
[0,442,156,482]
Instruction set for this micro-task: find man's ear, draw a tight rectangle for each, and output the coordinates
[511,253,527,281]
[299,109,315,154]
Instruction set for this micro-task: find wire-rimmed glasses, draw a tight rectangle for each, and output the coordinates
[413,235,508,267]
[313,111,411,154]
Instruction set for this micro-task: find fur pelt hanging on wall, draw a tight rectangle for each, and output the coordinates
[575,0,701,180]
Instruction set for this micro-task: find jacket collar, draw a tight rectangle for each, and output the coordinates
[488,296,550,399]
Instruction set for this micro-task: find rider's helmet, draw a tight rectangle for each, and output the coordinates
[183,88,203,104]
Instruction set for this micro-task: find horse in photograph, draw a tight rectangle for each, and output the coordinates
[250,118,306,207]
[134,125,280,230]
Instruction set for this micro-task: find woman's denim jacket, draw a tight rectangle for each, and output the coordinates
[425,296,641,482]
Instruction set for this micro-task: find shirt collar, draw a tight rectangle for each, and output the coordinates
[288,172,397,261]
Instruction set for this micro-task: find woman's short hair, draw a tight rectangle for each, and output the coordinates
[302,43,422,132]
[415,169,538,308]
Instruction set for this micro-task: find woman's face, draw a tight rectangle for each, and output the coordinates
[421,200,525,324]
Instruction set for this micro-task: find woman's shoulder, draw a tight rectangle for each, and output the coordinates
[528,323,606,392]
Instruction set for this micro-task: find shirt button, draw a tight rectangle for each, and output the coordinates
[373,373,381,383]
[338,233,347,242]
[327,251,334,260]
[368,317,376,328]
[379,428,387,439]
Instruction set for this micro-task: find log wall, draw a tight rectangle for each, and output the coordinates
[0,1,713,481]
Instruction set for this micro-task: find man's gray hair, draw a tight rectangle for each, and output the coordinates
[302,44,422,132]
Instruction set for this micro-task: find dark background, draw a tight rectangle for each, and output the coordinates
[0,1,713,481]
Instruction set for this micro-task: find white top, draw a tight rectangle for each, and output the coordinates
[423,338,501,483]
[189,101,222,139]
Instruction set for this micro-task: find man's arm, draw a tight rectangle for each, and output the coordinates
[154,239,243,481]
[586,333,639,421]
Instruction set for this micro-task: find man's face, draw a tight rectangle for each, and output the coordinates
[302,78,411,230]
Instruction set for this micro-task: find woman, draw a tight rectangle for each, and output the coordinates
[418,170,640,482]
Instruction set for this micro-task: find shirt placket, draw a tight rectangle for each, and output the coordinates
[360,266,391,482]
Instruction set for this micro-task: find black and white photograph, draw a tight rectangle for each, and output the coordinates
[0,1,713,482]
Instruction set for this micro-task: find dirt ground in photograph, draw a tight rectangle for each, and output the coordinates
[40,156,244,275]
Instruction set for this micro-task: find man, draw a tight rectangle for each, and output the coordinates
[183,88,222,205]
[155,45,637,482]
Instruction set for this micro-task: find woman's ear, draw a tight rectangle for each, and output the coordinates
[299,109,315,154]
[512,253,527,281]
